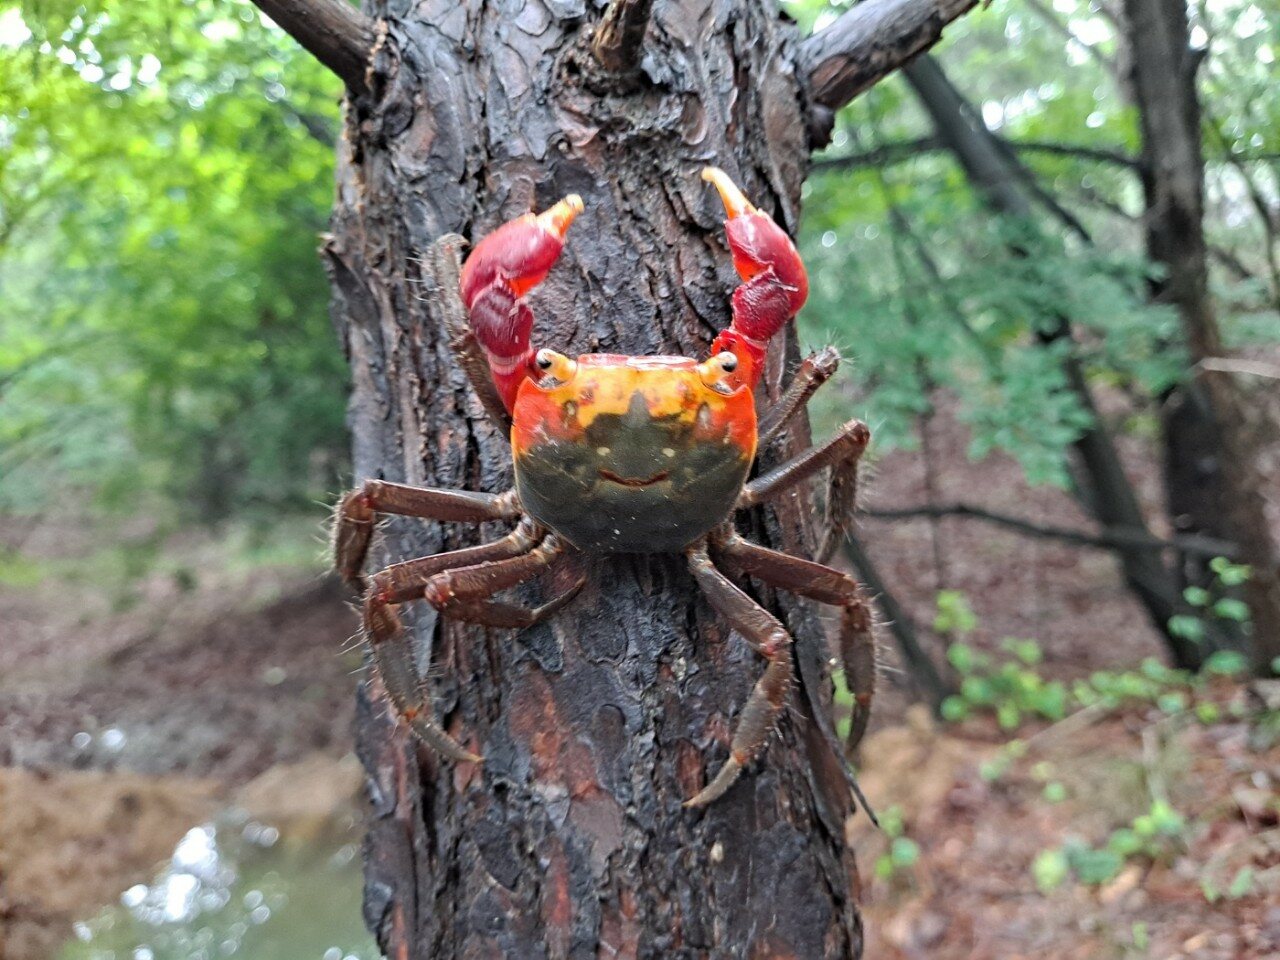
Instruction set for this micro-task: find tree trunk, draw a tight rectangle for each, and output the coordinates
[1121,0,1280,673]
[326,3,862,956]
[902,54,1206,668]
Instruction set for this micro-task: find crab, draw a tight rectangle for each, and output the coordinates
[334,168,875,808]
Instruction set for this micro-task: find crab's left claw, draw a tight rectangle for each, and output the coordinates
[702,167,808,386]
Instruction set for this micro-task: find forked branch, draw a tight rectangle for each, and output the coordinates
[251,0,376,92]
[592,0,656,74]
[799,0,979,140]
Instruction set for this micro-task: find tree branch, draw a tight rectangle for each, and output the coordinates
[799,0,980,136]
[251,0,376,92]
[591,0,655,74]
[813,136,1141,173]
[864,502,1240,560]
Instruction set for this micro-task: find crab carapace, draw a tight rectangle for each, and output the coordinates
[335,168,875,807]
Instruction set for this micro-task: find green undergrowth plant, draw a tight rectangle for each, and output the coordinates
[1032,797,1190,893]
[933,590,1259,732]
[871,805,921,884]
[1167,557,1253,648]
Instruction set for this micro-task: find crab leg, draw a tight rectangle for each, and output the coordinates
[362,531,545,763]
[736,419,869,510]
[816,452,862,565]
[459,195,583,411]
[421,535,576,616]
[702,167,809,387]
[334,480,520,591]
[684,543,796,808]
[756,346,841,446]
[368,518,543,604]
[434,564,587,628]
[711,531,877,753]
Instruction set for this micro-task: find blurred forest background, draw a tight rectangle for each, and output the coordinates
[1,0,1278,958]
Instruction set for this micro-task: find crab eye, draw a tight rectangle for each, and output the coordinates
[698,351,740,394]
[533,350,576,386]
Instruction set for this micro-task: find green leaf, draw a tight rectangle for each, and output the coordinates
[1227,867,1254,899]
[935,592,978,637]
[1212,598,1251,623]
[890,837,920,868]
[946,642,975,675]
[1168,615,1206,642]
[1065,844,1123,885]
[1032,848,1069,893]
[1204,650,1247,677]
[996,701,1021,730]
[1132,922,1149,950]
[1182,586,1211,607]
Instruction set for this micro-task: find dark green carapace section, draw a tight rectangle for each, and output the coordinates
[515,399,752,553]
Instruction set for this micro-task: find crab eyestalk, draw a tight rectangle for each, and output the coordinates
[702,167,809,386]
[460,194,584,411]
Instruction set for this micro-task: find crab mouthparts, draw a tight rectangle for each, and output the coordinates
[598,468,670,488]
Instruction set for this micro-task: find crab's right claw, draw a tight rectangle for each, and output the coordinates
[702,167,808,386]
[460,195,584,411]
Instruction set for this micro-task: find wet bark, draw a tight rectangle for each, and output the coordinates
[324,2,864,956]
[1121,0,1280,673]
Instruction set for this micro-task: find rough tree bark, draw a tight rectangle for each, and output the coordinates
[253,0,975,955]
[1121,0,1280,673]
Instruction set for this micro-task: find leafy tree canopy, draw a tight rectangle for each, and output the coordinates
[0,0,346,521]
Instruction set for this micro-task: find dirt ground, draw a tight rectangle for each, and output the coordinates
[1,394,1277,958]
[0,526,365,959]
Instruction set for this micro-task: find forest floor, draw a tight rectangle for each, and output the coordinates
[1,400,1278,959]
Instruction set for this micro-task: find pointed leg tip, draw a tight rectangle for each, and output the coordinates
[445,744,485,764]
[683,757,743,808]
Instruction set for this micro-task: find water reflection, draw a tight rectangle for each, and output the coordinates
[61,809,379,960]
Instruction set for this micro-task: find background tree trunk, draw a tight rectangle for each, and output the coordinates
[1121,0,1280,673]
[901,54,1208,667]
[325,2,863,956]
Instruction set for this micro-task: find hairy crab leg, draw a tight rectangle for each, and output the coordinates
[433,564,587,628]
[756,346,841,447]
[363,594,495,765]
[360,521,548,763]
[736,419,869,511]
[684,543,796,808]
[421,535,576,617]
[710,531,878,754]
[816,452,862,565]
[369,518,543,605]
[334,480,521,591]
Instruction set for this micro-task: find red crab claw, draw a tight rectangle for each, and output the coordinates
[702,167,808,387]
[460,194,584,411]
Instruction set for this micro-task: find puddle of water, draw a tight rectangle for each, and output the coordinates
[59,810,381,960]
